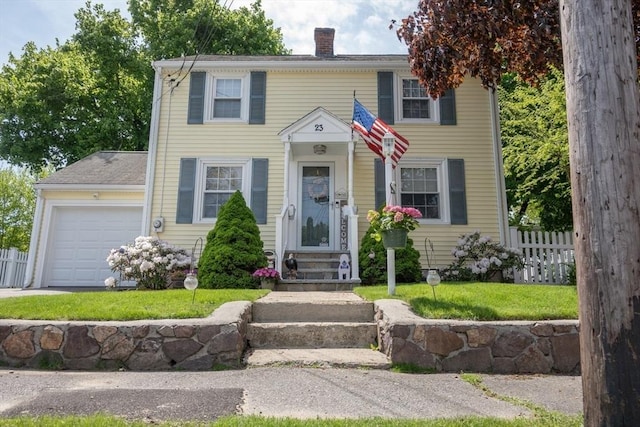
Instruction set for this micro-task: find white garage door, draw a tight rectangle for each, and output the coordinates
[43,206,143,287]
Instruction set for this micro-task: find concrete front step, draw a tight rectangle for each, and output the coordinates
[282,250,352,281]
[251,291,372,322]
[244,348,391,369]
[247,322,378,349]
[252,300,374,323]
[276,280,359,292]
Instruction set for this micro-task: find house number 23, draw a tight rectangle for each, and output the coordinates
[315,124,323,131]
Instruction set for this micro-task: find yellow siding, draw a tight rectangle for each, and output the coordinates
[150,68,502,267]
[41,190,144,201]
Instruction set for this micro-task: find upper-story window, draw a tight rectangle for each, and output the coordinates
[207,74,249,121]
[213,78,242,118]
[397,76,437,123]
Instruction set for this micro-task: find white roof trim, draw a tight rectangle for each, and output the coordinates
[153,58,410,71]
[279,107,353,143]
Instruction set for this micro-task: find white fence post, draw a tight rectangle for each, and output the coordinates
[509,227,575,284]
[0,247,28,288]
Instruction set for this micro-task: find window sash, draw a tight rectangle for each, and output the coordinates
[397,161,449,222]
[397,77,437,122]
[208,75,247,121]
[400,166,440,219]
[195,160,249,222]
[402,79,431,119]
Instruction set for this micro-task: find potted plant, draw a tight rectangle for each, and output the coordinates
[252,267,280,290]
[367,205,422,249]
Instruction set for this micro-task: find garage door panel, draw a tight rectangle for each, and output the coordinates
[43,206,142,287]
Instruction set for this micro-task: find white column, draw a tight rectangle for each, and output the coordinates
[347,140,355,207]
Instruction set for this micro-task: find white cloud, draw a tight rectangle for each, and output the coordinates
[233,0,417,54]
[1,0,420,65]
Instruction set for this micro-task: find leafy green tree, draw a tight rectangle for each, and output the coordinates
[129,0,290,59]
[197,191,267,289]
[0,167,38,251]
[0,0,288,169]
[499,68,572,231]
[358,225,422,285]
[0,3,148,170]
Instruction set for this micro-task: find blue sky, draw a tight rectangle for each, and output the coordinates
[1,0,419,66]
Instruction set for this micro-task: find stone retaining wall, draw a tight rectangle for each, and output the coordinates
[0,299,581,374]
[375,299,581,374]
[0,301,251,371]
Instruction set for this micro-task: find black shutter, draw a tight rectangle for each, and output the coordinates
[187,72,206,124]
[440,89,457,125]
[249,71,267,124]
[374,158,386,210]
[176,158,197,224]
[251,158,269,224]
[448,159,467,224]
[377,71,394,124]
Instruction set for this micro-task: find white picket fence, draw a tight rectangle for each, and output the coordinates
[509,227,575,284]
[0,247,28,288]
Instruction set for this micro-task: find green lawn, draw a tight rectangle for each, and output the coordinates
[0,413,583,427]
[0,289,268,321]
[354,282,578,321]
[0,283,577,322]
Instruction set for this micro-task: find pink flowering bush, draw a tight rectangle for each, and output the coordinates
[367,205,422,241]
[252,267,280,280]
[105,236,191,290]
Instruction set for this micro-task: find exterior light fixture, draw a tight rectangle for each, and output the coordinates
[313,144,327,155]
[382,133,395,158]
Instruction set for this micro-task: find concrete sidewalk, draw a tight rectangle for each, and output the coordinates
[0,368,583,422]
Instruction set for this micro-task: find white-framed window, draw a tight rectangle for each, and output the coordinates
[396,75,437,123]
[194,159,251,222]
[207,74,249,121]
[397,159,449,223]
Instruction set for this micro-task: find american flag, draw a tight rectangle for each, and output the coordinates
[352,99,409,167]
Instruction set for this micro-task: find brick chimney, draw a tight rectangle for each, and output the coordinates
[314,28,335,57]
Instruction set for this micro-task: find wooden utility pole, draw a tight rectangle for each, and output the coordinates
[560,0,640,424]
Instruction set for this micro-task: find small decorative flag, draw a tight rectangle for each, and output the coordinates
[352,99,409,167]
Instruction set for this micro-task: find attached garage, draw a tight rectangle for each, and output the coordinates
[26,151,148,289]
[42,206,143,287]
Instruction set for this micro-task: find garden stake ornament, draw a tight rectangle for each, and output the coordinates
[424,237,441,300]
[184,237,203,303]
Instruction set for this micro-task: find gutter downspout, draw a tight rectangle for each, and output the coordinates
[142,64,163,235]
[23,188,44,288]
[490,89,510,245]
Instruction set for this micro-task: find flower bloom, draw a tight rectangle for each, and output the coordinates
[104,277,117,288]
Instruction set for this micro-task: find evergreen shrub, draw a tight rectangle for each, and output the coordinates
[197,191,267,288]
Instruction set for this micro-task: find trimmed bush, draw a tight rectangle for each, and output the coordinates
[358,224,422,285]
[197,191,267,289]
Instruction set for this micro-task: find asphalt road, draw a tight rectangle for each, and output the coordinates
[0,367,583,423]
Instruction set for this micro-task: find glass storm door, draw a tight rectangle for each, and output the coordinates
[299,165,332,248]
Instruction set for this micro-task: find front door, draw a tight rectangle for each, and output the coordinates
[299,164,333,249]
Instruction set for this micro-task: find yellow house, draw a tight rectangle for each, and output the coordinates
[25,28,507,288]
[146,28,507,285]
